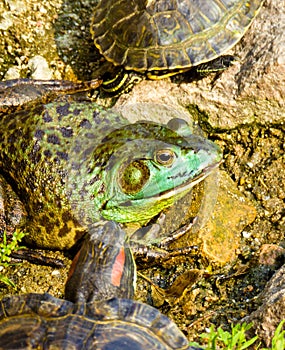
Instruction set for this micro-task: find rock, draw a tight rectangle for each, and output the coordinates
[3,67,20,80]
[241,264,285,347]
[197,171,257,264]
[257,244,285,268]
[154,169,257,265]
[28,56,53,80]
[179,0,285,128]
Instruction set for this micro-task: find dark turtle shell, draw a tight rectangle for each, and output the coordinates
[91,0,263,74]
[0,293,192,349]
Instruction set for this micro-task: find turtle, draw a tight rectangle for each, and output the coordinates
[91,0,264,93]
[0,220,201,349]
[0,79,222,251]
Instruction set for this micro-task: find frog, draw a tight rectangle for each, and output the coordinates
[0,79,222,251]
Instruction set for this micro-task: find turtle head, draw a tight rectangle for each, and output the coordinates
[95,119,222,223]
[65,220,135,303]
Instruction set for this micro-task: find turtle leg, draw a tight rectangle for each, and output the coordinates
[129,213,200,267]
[131,240,199,269]
[99,67,143,96]
[131,213,198,247]
[172,54,237,84]
[158,217,198,248]
[195,55,238,76]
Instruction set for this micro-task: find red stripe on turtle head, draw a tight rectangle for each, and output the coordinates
[111,247,126,287]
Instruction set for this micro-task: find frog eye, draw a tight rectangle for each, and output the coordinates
[119,161,150,195]
[155,149,175,166]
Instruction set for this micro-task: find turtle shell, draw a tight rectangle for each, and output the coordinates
[91,0,263,73]
[0,293,191,349]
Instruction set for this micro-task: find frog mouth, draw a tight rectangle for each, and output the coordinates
[157,160,221,201]
[102,160,221,224]
[117,160,221,207]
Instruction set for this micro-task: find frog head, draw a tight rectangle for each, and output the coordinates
[91,119,222,223]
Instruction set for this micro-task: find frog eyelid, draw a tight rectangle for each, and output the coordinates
[154,149,176,166]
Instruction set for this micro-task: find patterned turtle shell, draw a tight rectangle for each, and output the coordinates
[91,0,263,75]
[0,293,194,349]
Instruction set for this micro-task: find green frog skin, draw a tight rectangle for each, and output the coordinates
[0,100,222,249]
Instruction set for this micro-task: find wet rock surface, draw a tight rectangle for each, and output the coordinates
[0,0,284,347]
